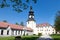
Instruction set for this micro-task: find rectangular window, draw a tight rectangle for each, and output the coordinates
[21,30,22,35]
[7,30,9,35]
[53,32,54,34]
[1,30,3,35]
[18,31,20,34]
[16,30,17,35]
[12,30,14,35]
[53,30,54,31]
[49,30,50,31]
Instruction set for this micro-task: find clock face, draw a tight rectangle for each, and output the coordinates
[29,15,31,18]
[29,15,34,18]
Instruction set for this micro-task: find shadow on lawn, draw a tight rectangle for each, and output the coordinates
[21,37,39,40]
[14,36,39,40]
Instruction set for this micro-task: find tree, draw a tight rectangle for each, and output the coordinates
[20,22,24,26]
[54,11,60,32]
[0,0,37,13]
[3,20,7,22]
[38,33,42,36]
[15,22,19,25]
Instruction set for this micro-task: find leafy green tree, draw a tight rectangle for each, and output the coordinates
[0,0,37,13]
[20,22,24,26]
[15,22,19,25]
[54,11,60,32]
[3,20,7,22]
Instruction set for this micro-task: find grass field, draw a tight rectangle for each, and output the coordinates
[0,36,15,40]
[0,34,60,40]
[0,35,39,40]
[51,34,60,40]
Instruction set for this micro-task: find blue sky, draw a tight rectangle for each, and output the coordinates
[0,0,60,25]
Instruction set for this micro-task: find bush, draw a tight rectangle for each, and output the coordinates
[38,33,42,36]
[33,34,36,35]
[15,36,21,40]
[26,33,28,36]
[21,36,39,40]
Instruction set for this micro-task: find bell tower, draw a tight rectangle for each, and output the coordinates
[27,6,38,35]
[28,6,35,21]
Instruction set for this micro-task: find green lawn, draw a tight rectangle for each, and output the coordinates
[51,34,60,40]
[0,35,60,40]
[0,35,39,40]
[21,35,39,40]
[0,36,15,40]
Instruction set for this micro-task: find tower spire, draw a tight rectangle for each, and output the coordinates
[29,6,34,15]
[30,6,32,11]
[27,6,35,21]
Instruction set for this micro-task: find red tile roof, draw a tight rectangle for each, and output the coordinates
[0,22,23,30]
[37,23,52,27]
[0,22,32,31]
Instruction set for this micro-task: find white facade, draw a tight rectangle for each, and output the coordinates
[26,6,56,35]
[0,27,12,36]
[37,26,56,35]
[27,21,38,35]
[0,26,33,36]
[0,7,56,36]
[27,21,56,35]
[27,21,36,29]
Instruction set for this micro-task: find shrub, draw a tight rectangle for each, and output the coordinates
[38,33,42,36]
[26,33,28,36]
[21,36,39,40]
[15,36,21,40]
[33,34,36,35]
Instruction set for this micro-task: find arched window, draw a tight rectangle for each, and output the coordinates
[1,30,3,35]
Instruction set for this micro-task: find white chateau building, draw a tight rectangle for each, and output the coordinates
[0,6,56,36]
[26,6,56,35]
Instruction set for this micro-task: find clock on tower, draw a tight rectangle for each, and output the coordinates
[27,6,35,21]
[26,6,37,35]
